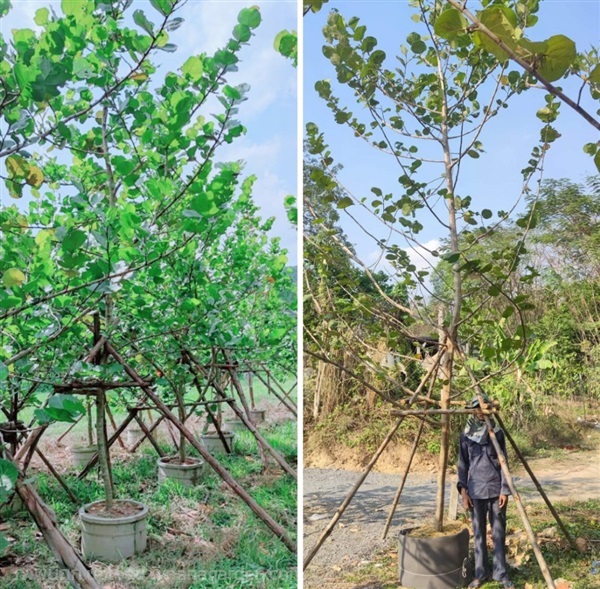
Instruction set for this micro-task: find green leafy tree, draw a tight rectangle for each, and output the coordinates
[304,0,596,540]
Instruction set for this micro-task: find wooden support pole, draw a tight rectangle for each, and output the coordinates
[133,413,165,457]
[246,366,297,416]
[57,414,84,444]
[191,354,296,479]
[16,481,100,589]
[130,411,163,453]
[104,341,296,553]
[258,362,298,407]
[483,414,556,589]
[35,448,79,504]
[303,417,404,570]
[496,414,577,550]
[391,408,497,417]
[304,352,444,570]
[15,426,47,462]
[382,418,426,539]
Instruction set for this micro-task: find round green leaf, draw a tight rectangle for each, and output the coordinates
[0,459,18,494]
[233,24,251,43]
[3,268,26,287]
[536,35,576,83]
[238,7,261,29]
[434,8,468,41]
[182,56,204,81]
[337,196,353,209]
[411,40,427,54]
[62,229,87,252]
[475,6,518,61]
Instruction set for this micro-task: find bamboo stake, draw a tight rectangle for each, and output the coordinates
[57,414,84,444]
[496,414,576,550]
[16,482,100,589]
[304,351,444,569]
[483,413,556,589]
[104,341,296,552]
[304,417,404,570]
[190,353,296,479]
[247,364,297,416]
[391,408,497,416]
[34,449,78,504]
[382,417,426,540]
[133,413,165,457]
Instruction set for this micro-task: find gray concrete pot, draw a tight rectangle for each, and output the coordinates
[200,431,234,454]
[126,425,144,447]
[157,456,203,487]
[398,526,469,588]
[71,445,97,470]
[80,500,148,562]
[249,409,266,425]
[223,419,246,432]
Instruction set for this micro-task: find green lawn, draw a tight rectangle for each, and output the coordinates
[1,422,297,589]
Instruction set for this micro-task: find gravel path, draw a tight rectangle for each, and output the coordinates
[303,448,600,586]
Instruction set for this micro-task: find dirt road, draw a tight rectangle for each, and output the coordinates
[303,447,600,586]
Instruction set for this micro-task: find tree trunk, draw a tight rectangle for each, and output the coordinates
[95,390,113,509]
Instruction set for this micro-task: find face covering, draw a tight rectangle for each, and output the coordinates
[464,415,499,444]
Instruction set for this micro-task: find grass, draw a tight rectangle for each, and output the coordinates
[0,421,297,589]
[337,500,600,589]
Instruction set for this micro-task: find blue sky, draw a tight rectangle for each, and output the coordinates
[304,0,599,279]
[1,0,298,262]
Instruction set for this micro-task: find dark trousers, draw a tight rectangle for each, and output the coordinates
[470,497,509,581]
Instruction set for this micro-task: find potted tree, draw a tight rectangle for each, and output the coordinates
[304,0,585,585]
[79,386,149,562]
[71,397,98,469]
[157,376,204,487]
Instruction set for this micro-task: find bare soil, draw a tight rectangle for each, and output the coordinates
[85,500,144,518]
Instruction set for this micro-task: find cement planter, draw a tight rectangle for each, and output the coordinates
[80,500,148,562]
[157,456,203,487]
[398,526,469,589]
[71,445,97,470]
[249,409,266,425]
[223,419,245,432]
[126,426,144,447]
[200,431,234,454]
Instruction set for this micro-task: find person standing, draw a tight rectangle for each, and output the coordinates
[457,395,514,589]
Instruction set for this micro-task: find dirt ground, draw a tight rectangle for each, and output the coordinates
[303,432,600,589]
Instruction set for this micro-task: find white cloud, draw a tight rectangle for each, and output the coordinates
[405,239,440,272]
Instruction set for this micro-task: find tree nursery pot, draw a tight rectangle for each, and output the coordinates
[71,445,98,470]
[200,431,235,454]
[223,419,246,432]
[126,425,144,447]
[157,456,204,487]
[398,525,470,589]
[249,409,266,425]
[80,500,148,562]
